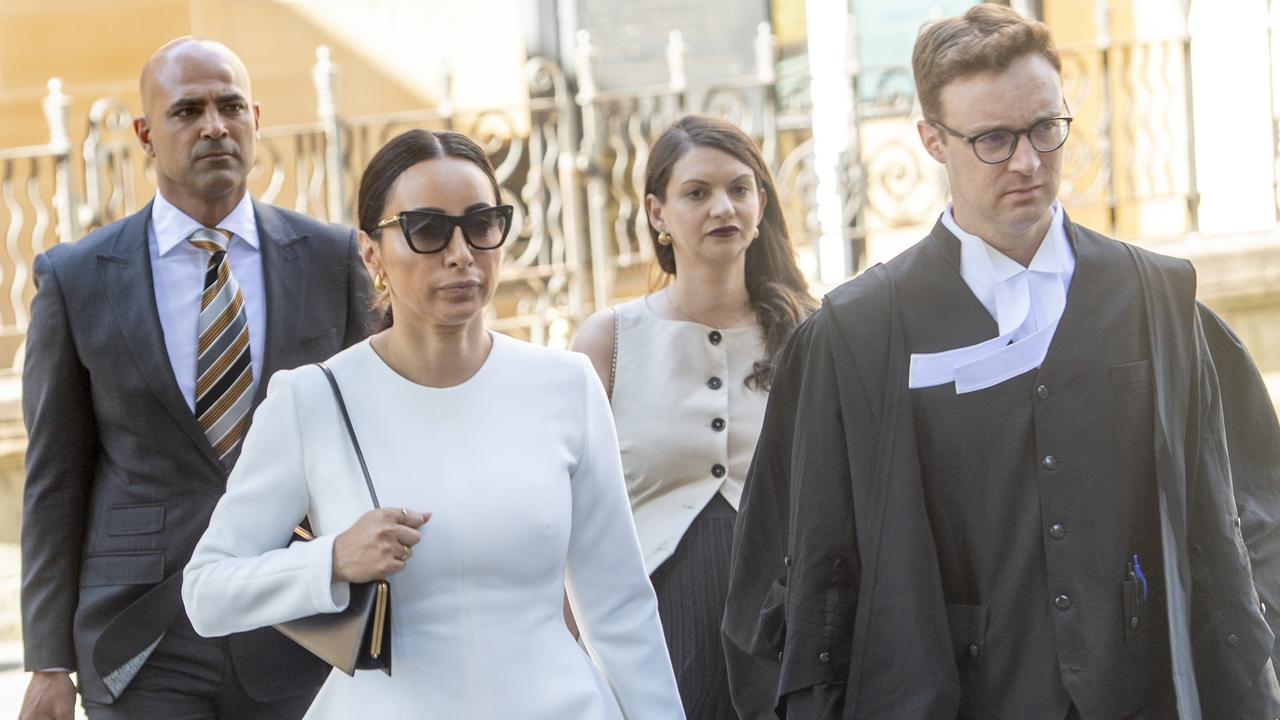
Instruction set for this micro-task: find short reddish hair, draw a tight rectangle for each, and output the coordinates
[912,4,1062,121]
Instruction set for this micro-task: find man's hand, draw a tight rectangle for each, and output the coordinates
[18,671,76,720]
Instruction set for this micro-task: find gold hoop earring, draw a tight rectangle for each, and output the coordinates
[373,272,387,293]
[657,231,672,246]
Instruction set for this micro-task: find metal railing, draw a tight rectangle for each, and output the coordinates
[0,2,1222,366]
[0,79,79,371]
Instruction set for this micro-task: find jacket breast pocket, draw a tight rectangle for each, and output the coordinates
[1109,359,1151,387]
[300,327,338,352]
[107,503,164,536]
[80,551,165,586]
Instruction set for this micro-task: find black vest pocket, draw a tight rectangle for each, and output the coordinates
[1122,577,1143,643]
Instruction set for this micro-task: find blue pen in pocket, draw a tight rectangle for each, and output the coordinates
[1129,553,1149,604]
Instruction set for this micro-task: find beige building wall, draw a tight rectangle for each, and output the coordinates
[0,0,529,150]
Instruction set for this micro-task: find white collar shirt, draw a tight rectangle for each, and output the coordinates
[148,190,265,412]
[943,200,1075,341]
[909,201,1075,393]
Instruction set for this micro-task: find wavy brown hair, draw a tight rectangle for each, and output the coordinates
[912,4,1061,122]
[645,115,816,391]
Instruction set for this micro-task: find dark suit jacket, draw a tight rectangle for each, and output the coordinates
[20,199,376,704]
[723,219,1280,719]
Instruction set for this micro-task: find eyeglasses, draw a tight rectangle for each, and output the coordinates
[374,205,514,254]
[929,115,1073,165]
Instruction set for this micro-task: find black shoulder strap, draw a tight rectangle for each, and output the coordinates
[315,362,380,509]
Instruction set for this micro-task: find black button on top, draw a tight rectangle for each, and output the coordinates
[707,376,723,390]
[708,330,723,345]
[1036,384,1050,400]
[711,417,726,431]
[1042,455,1058,470]
[711,463,726,478]
[966,643,980,659]
[818,651,831,664]
[1054,594,1073,611]
[1049,524,1066,540]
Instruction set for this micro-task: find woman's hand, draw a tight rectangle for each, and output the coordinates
[332,507,430,583]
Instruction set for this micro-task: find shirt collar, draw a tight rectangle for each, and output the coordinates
[152,190,259,256]
[943,200,1073,290]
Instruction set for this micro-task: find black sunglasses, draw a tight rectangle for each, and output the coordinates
[374,205,514,254]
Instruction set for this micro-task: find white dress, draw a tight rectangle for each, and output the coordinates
[182,333,684,720]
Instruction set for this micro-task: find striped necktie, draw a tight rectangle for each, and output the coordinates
[188,227,254,463]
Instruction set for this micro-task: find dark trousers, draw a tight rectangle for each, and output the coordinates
[82,613,318,720]
[650,493,739,720]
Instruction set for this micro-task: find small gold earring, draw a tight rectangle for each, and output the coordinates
[752,226,760,239]
[373,272,387,292]
[657,231,672,246]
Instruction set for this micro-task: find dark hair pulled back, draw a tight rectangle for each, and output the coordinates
[356,129,502,327]
[644,115,816,391]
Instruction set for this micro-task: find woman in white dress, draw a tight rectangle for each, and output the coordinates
[183,129,684,720]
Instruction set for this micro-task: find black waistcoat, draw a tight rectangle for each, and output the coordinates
[900,229,1173,719]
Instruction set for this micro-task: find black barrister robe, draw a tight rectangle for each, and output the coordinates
[722,218,1280,719]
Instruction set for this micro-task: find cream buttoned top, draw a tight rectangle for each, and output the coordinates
[610,298,769,574]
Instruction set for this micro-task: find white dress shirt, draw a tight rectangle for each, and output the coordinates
[148,191,265,411]
[909,202,1075,393]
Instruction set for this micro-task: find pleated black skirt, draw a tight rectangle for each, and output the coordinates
[649,492,740,720]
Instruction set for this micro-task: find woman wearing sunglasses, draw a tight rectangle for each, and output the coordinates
[571,115,815,718]
[183,129,684,719]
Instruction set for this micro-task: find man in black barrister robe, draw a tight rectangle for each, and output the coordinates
[723,5,1280,719]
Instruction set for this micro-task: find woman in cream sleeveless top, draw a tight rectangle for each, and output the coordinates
[612,296,766,574]
[574,116,815,719]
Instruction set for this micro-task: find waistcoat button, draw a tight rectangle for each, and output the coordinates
[1036,384,1050,400]
[1049,524,1066,540]
[1054,594,1072,611]
[1042,455,1058,470]
[1227,633,1240,646]
[818,651,830,664]
[966,644,980,659]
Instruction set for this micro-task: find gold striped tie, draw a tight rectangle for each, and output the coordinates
[188,227,254,463]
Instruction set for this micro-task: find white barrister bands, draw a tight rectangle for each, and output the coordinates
[909,201,1075,394]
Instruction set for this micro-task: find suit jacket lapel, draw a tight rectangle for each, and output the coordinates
[254,200,306,405]
[98,202,224,472]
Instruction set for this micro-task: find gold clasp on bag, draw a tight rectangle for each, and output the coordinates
[370,581,389,658]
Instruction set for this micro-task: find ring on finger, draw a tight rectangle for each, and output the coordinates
[399,544,412,561]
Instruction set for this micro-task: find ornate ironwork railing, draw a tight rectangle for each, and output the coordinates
[0,80,80,372]
[0,4,1226,361]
